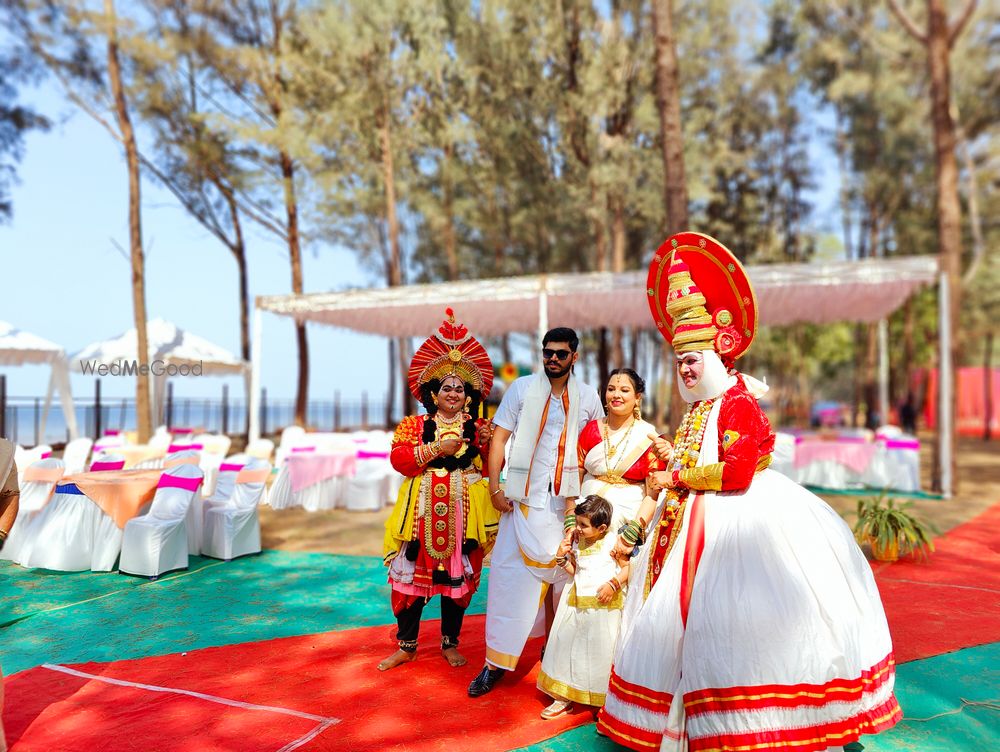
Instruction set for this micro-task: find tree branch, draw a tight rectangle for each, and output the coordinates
[948,0,978,48]
[886,0,928,44]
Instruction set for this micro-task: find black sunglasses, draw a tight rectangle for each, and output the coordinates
[542,348,573,361]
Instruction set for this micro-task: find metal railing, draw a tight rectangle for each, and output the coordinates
[0,382,400,445]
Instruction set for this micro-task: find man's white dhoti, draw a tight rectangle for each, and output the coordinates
[484,495,568,669]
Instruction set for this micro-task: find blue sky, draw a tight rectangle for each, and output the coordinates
[0,87,392,404]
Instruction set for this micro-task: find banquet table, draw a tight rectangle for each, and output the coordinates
[774,433,921,492]
[268,451,358,511]
[16,469,164,572]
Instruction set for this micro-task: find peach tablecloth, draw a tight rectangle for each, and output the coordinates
[60,469,162,528]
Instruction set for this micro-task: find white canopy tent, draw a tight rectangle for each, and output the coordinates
[252,256,949,492]
[0,321,80,440]
[71,318,249,425]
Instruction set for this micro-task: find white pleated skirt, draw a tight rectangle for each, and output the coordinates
[599,469,901,752]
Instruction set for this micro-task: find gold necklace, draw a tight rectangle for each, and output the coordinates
[435,410,464,426]
[603,416,636,460]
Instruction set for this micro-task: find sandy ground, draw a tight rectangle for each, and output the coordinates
[260,431,1000,557]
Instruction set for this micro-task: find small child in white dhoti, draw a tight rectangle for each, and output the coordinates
[537,494,628,719]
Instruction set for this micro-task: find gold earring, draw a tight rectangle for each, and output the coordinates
[464,396,472,410]
[432,394,439,406]
[633,403,642,419]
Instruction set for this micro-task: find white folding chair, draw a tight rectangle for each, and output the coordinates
[0,458,64,562]
[119,463,204,578]
[159,449,205,555]
[62,437,94,474]
[202,458,270,561]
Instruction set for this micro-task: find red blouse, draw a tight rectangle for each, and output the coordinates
[674,376,775,493]
[390,413,490,477]
[578,419,663,481]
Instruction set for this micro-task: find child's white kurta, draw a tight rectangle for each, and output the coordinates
[537,530,624,706]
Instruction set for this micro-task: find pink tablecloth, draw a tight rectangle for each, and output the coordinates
[792,439,877,474]
[287,453,357,493]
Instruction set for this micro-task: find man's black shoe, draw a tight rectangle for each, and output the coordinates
[467,665,506,697]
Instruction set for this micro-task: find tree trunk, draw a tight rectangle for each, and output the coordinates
[279,149,309,427]
[651,0,689,234]
[379,99,411,417]
[442,142,458,281]
[105,0,151,442]
[609,192,626,368]
[386,338,396,428]
[650,0,689,431]
[223,189,251,363]
[927,0,964,492]
[984,332,993,441]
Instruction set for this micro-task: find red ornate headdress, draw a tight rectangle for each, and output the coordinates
[407,308,494,400]
[646,231,758,365]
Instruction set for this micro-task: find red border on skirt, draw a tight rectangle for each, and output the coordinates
[684,652,896,716]
[686,695,903,752]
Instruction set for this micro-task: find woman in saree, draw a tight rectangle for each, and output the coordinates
[577,368,664,528]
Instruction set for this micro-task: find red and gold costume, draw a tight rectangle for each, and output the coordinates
[598,232,900,752]
[382,310,499,653]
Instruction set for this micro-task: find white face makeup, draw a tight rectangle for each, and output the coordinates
[676,352,705,389]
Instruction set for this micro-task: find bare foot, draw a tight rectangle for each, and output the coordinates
[441,645,467,667]
[377,649,416,671]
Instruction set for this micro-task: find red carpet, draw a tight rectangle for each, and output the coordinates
[872,501,1000,664]
[4,615,592,752]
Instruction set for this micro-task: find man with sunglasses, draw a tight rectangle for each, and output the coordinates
[468,327,603,697]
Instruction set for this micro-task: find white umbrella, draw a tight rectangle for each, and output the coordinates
[0,321,79,439]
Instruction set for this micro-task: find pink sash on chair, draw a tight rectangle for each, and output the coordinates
[167,443,204,453]
[90,460,126,472]
[219,463,246,473]
[164,453,201,469]
[157,474,203,492]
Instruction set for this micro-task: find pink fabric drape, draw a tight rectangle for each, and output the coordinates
[287,453,356,492]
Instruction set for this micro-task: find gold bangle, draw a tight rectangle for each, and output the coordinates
[490,488,503,496]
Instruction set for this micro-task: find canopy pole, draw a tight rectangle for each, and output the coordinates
[538,282,549,346]
[877,318,889,428]
[938,271,952,498]
[249,306,263,441]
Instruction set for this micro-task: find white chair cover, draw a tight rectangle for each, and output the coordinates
[202,459,269,561]
[15,473,121,572]
[62,437,94,474]
[162,449,205,555]
[15,444,52,485]
[274,425,307,468]
[0,458,64,562]
[345,432,391,512]
[119,463,204,577]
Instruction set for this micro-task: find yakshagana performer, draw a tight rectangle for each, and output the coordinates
[597,232,901,752]
[378,308,500,672]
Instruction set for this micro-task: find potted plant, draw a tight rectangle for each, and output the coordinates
[853,495,936,562]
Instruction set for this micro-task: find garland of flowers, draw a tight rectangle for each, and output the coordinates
[641,397,716,599]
